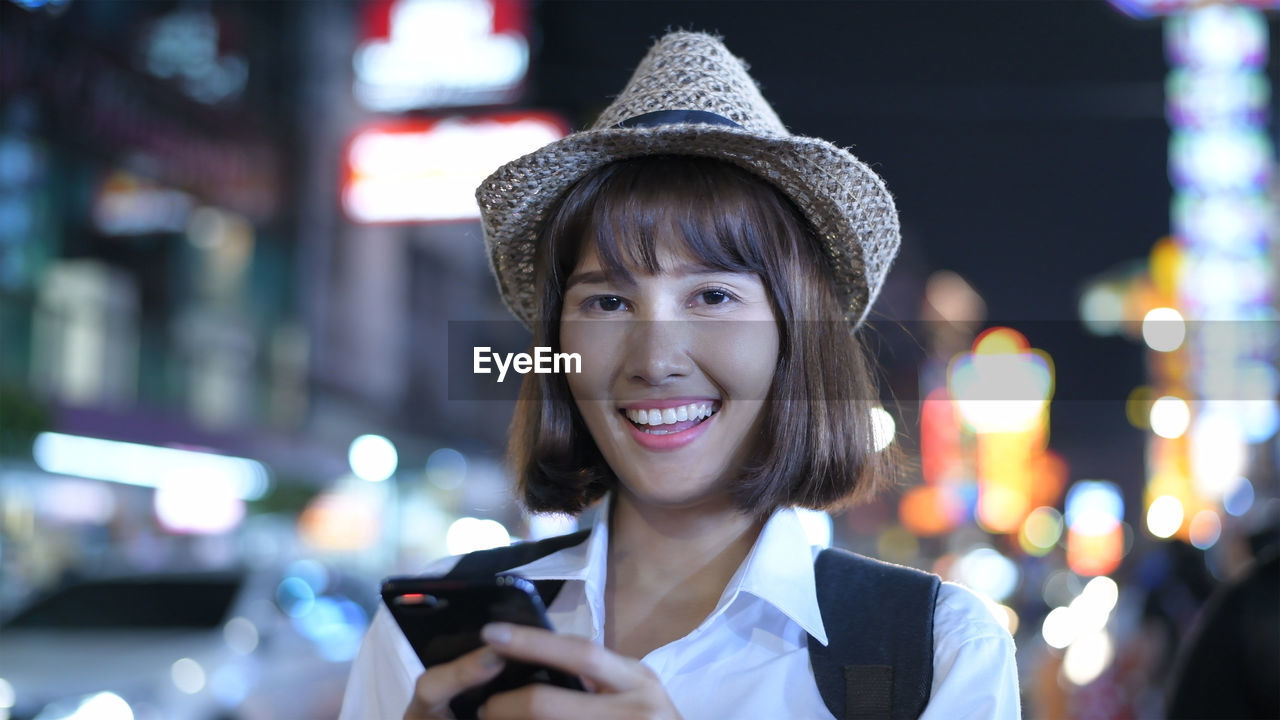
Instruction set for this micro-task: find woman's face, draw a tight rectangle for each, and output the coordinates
[559,240,781,511]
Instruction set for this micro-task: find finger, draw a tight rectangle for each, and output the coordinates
[481,623,649,693]
[479,683,631,720]
[405,646,505,719]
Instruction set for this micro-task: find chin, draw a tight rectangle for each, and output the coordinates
[615,475,736,512]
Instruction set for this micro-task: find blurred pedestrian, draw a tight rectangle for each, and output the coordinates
[1167,543,1280,718]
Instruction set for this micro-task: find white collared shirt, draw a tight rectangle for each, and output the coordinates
[340,503,1021,719]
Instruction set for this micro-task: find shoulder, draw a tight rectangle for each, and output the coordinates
[448,530,591,576]
[402,529,589,579]
[933,581,1013,644]
[923,582,1021,719]
[419,552,463,576]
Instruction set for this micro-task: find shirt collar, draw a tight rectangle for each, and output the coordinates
[722,505,829,646]
[507,497,611,585]
[505,497,613,637]
[505,496,828,646]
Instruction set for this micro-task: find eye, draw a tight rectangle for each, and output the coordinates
[693,288,737,307]
[585,295,628,312]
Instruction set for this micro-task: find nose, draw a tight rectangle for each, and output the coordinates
[622,319,694,385]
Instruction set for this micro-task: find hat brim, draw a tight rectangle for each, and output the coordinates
[476,122,900,329]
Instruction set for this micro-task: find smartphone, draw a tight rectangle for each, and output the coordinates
[381,574,586,718]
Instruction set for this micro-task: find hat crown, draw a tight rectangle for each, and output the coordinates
[590,32,788,136]
[477,30,901,331]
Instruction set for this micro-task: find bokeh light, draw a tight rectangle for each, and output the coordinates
[425,447,468,489]
[223,616,260,655]
[996,604,1020,635]
[955,546,1020,602]
[1150,396,1191,439]
[1146,495,1185,539]
[528,513,579,540]
[869,407,896,452]
[1062,481,1126,575]
[977,484,1031,535]
[1080,282,1126,336]
[1188,509,1222,549]
[1067,525,1124,577]
[973,327,1032,355]
[1019,506,1064,556]
[446,517,511,555]
[950,327,1054,435]
[276,576,317,618]
[171,658,206,694]
[1065,481,1124,536]
[1126,386,1154,429]
[899,484,966,537]
[1142,307,1186,351]
[1078,576,1120,617]
[1189,409,1246,500]
[1167,3,1268,71]
[1223,477,1255,517]
[1041,606,1077,650]
[41,692,135,720]
[348,434,398,482]
[1042,569,1084,609]
[1062,630,1114,686]
[154,476,245,534]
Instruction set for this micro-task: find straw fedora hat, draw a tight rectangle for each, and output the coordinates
[476,31,900,330]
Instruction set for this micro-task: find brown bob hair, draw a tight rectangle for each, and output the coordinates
[508,155,897,518]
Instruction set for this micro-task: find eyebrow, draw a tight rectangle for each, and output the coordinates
[564,262,730,291]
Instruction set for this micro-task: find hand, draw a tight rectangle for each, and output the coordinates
[403,646,507,720]
[477,622,684,720]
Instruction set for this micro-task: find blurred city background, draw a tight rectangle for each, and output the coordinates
[0,0,1277,718]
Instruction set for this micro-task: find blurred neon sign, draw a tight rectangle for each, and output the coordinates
[32,431,271,500]
[92,170,194,236]
[342,111,566,224]
[354,0,529,111]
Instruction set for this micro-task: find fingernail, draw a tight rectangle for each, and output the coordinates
[479,648,504,670]
[482,622,512,645]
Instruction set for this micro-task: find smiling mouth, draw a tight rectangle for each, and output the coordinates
[620,402,719,435]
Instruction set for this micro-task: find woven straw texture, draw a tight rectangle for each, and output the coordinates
[476,31,900,329]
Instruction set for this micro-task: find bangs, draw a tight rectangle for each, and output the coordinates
[545,156,804,294]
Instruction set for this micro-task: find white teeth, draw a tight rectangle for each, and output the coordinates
[624,402,717,426]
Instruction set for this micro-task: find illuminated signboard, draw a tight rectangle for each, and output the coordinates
[354,0,529,111]
[341,111,567,224]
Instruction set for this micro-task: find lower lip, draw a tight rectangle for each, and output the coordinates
[624,412,716,451]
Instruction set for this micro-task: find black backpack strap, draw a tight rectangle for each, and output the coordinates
[443,529,590,607]
[808,547,941,720]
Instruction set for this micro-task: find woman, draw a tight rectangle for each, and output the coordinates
[341,32,1019,720]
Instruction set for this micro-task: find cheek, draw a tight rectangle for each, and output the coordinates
[697,322,780,399]
[559,321,618,404]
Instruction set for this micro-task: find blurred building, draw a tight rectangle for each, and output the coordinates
[0,0,563,608]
